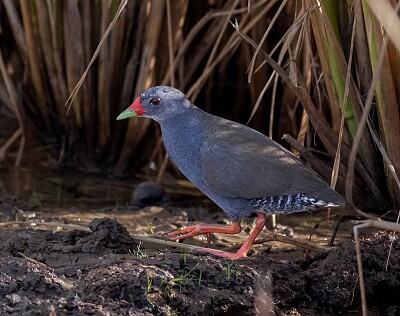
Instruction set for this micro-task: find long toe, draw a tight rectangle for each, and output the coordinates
[168,222,242,241]
[168,225,200,241]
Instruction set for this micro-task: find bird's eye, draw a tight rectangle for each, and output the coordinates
[150,97,161,106]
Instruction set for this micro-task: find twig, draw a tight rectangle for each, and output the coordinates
[32,221,92,232]
[131,235,224,254]
[226,233,333,253]
[18,252,75,290]
[17,252,50,270]
[282,134,347,184]
[353,219,400,316]
[29,221,229,255]
[352,219,400,232]
[27,219,340,256]
[265,233,333,252]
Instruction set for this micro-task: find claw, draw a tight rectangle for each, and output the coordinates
[205,233,211,244]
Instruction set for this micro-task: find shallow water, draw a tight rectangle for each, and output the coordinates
[0,166,132,208]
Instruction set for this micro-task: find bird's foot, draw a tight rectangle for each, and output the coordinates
[194,213,268,260]
[168,222,241,241]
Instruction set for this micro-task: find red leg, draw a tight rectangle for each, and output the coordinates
[168,221,241,241]
[197,213,267,260]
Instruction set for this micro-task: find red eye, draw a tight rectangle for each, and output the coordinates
[150,97,160,106]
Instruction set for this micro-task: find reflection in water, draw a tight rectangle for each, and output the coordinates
[0,167,134,209]
[0,166,205,210]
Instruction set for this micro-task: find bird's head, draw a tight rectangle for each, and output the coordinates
[117,86,194,122]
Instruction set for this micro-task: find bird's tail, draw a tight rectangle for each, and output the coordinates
[313,188,346,208]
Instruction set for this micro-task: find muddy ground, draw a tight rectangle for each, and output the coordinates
[0,195,399,315]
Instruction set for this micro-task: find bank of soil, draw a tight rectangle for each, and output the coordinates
[0,195,399,315]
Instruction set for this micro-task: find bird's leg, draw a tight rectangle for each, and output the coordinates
[197,213,267,260]
[168,221,242,241]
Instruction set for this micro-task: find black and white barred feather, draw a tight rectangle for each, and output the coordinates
[249,193,342,214]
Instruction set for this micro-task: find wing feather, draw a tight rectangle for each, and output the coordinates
[199,120,328,199]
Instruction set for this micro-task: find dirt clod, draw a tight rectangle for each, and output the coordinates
[0,211,399,315]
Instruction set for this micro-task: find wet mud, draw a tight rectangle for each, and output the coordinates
[0,195,399,315]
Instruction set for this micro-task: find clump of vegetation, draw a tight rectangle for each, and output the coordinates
[130,242,148,258]
[1,0,399,213]
[224,261,241,280]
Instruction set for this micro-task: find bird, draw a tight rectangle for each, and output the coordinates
[117,86,346,260]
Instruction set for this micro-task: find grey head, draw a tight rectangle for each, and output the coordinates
[117,86,195,123]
